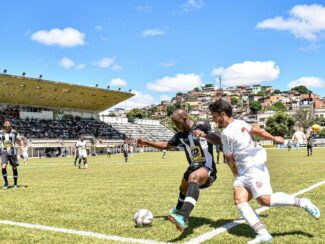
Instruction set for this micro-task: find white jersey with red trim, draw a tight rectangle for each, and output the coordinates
[221,119,267,175]
[76,140,87,158]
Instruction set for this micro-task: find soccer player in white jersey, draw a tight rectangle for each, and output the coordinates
[22,145,29,165]
[76,137,88,169]
[207,100,320,244]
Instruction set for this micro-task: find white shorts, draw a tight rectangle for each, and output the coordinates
[78,151,87,159]
[23,152,29,159]
[233,164,273,198]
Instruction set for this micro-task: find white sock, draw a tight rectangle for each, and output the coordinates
[237,202,268,235]
[270,192,301,207]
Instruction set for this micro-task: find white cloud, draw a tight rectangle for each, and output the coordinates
[257,4,325,41]
[160,95,171,101]
[59,57,85,70]
[114,90,155,109]
[95,25,103,31]
[31,27,85,47]
[212,61,280,86]
[136,5,152,13]
[109,78,127,87]
[147,73,203,92]
[142,29,166,37]
[59,57,76,69]
[181,0,204,12]
[159,61,175,67]
[94,57,122,70]
[288,76,325,88]
[76,64,86,70]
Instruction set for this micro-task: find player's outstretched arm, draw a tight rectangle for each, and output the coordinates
[251,127,284,144]
[137,138,172,150]
[192,130,221,145]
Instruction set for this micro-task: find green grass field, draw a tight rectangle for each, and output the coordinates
[0,148,324,244]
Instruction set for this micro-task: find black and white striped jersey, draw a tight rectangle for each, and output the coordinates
[0,129,20,155]
[168,121,216,172]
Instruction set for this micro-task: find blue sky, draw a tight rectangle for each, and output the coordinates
[1,0,325,110]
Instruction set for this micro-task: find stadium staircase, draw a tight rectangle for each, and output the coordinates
[110,122,174,141]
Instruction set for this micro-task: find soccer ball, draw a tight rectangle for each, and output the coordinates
[133,209,153,227]
[311,124,321,133]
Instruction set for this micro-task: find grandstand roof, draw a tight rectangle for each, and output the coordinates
[0,74,134,112]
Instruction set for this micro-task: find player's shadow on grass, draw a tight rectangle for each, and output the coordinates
[271,230,313,238]
[6,185,28,189]
[158,214,313,242]
[156,216,244,242]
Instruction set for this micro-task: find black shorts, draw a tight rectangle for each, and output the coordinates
[183,165,217,189]
[123,151,128,158]
[1,154,19,166]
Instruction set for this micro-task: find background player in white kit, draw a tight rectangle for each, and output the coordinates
[76,137,88,169]
[22,145,29,165]
[208,100,320,244]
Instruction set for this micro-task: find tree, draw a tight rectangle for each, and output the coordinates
[193,87,200,92]
[231,97,239,105]
[176,92,183,96]
[126,108,146,121]
[318,129,325,138]
[273,102,287,111]
[294,107,314,133]
[291,85,311,94]
[256,91,266,97]
[273,89,281,94]
[265,112,295,138]
[167,105,175,116]
[249,101,262,114]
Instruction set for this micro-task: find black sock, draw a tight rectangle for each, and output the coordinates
[179,182,200,219]
[2,168,8,184]
[13,168,18,185]
[176,192,186,210]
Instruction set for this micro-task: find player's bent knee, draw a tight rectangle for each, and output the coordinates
[188,173,201,183]
[257,195,271,206]
[234,198,246,205]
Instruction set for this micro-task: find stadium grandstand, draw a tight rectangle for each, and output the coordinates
[0,73,134,157]
[0,73,175,158]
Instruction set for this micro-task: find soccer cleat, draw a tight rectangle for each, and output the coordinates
[3,183,9,190]
[168,213,187,232]
[169,207,182,216]
[247,233,273,244]
[84,164,88,169]
[301,198,320,219]
[14,185,19,189]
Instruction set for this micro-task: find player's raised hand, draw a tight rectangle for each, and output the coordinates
[274,136,284,144]
[192,130,206,138]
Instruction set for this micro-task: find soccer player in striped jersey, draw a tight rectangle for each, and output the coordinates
[208,100,320,244]
[137,109,221,232]
[0,119,25,189]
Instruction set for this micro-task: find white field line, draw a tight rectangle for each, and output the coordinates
[0,220,171,244]
[184,180,325,244]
